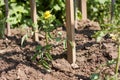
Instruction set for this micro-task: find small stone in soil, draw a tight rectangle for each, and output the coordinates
[71,63,79,69]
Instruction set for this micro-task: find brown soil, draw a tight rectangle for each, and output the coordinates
[0,20,120,80]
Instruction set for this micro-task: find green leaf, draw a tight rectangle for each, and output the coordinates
[53,4,61,11]
[0,0,4,6]
[98,0,107,4]
[93,30,108,42]
[58,0,65,8]
[45,44,52,50]
[0,0,5,7]
[93,7,98,12]
[10,0,16,2]
[56,37,61,42]
[90,73,100,80]
[21,34,28,46]
[0,11,2,18]
[63,39,67,49]
[32,53,38,61]
[48,32,54,40]
[68,40,74,48]
[97,31,107,42]
[35,45,42,51]
[49,24,54,27]
[58,31,62,36]
[45,52,52,61]
[107,59,116,66]
[77,10,82,20]
[41,60,50,69]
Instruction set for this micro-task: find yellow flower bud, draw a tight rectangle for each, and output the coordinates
[44,11,52,19]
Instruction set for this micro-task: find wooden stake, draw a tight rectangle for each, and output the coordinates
[111,0,115,22]
[4,0,11,36]
[30,0,39,42]
[66,0,76,64]
[80,0,87,20]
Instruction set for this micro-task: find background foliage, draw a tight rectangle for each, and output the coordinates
[1,0,120,29]
[87,0,120,24]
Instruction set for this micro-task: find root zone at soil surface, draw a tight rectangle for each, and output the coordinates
[0,20,119,80]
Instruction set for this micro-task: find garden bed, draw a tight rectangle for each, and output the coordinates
[0,20,119,80]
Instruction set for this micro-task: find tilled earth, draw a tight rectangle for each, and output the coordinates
[0,20,119,80]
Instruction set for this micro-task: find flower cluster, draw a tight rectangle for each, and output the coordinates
[44,11,52,19]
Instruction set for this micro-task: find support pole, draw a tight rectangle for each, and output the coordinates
[80,0,87,20]
[111,0,116,22]
[30,0,39,42]
[4,0,11,36]
[66,0,76,64]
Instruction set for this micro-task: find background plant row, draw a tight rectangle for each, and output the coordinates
[0,0,120,28]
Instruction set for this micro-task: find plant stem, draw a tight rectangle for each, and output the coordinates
[115,44,120,78]
[45,31,51,55]
[45,31,49,45]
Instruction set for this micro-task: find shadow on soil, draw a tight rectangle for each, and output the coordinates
[0,36,47,74]
[0,50,47,74]
[0,34,92,80]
